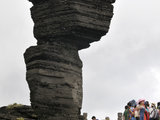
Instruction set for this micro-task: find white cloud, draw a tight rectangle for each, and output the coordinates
[0,0,34,107]
[80,0,160,119]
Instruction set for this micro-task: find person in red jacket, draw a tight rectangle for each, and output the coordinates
[145,101,150,120]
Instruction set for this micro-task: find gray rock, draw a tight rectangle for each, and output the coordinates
[24,0,116,119]
[29,0,115,50]
[24,43,82,119]
[0,104,37,120]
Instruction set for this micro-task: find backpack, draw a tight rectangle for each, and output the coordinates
[150,108,158,119]
[154,109,159,119]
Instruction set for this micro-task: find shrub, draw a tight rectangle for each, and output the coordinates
[7,103,23,109]
[16,117,24,120]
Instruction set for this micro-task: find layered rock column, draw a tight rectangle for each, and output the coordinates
[24,0,115,120]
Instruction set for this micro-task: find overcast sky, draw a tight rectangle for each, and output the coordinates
[0,0,160,120]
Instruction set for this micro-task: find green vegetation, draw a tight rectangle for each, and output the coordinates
[16,117,24,120]
[6,103,23,109]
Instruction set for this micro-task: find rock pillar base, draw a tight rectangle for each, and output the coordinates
[24,42,83,120]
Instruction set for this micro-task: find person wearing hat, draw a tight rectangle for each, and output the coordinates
[137,99,145,120]
[127,102,133,120]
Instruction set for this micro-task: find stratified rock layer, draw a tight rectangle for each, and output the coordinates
[25,0,115,119]
[24,42,82,120]
[29,0,115,49]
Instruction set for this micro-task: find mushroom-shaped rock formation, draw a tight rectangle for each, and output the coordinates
[24,0,116,120]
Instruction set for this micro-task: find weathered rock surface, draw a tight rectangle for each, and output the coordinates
[0,104,37,120]
[24,43,83,120]
[24,0,115,120]
[29,0,115,49]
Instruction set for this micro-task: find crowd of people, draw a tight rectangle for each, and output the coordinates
[123,99,160,120]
